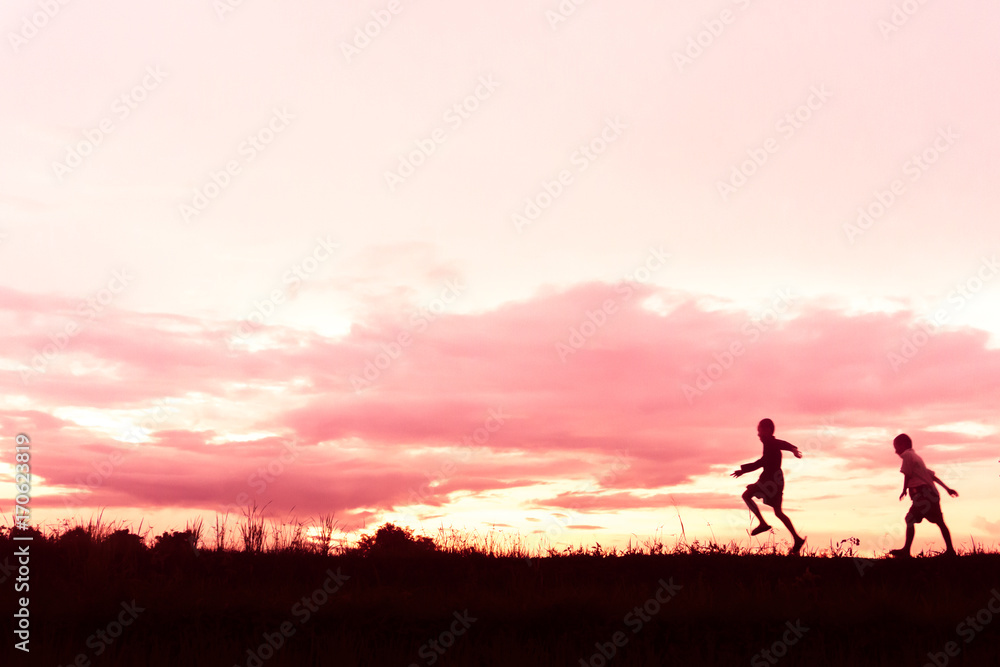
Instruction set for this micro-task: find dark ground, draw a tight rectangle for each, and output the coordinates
[3,529,1000,666]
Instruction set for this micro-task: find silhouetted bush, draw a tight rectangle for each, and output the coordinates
[58,526,92,551]
[151,529,200,571]
[106,528,145,552]
[356,522,437,556]
[104,528,148,571]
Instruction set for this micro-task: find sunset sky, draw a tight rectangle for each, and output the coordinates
[2,0,999,556]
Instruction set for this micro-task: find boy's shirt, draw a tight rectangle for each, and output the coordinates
[741,437,795,480]
[900,449,939,499]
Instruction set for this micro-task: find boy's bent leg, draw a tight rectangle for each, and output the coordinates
[742,488,766,525]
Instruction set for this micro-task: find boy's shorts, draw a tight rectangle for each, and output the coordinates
[747,470,784,508]
[906,485,944,524]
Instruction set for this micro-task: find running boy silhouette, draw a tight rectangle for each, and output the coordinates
[889,433,958,558]
[731,418,806,555]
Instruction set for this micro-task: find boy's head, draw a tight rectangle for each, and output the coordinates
[893,433,912,456]
[757,418,775,441]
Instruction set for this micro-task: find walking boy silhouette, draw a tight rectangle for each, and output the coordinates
[731,418,806,555]
[889,433,958,558]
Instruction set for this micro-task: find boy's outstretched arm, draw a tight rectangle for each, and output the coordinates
[933,474,959,497]
[731,458,763,478]
[778,441,803,459]
[790,445,802,459]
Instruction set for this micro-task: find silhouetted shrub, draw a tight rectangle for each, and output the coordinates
[152,529,199,570]
[58,526,93,551]
[106,528,144,550]
[356,523,437,556]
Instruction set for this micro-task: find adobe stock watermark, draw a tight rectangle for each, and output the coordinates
[544,0,593,31]
[717,85,831,202]
[852,516,932,572]
[851,522,914,566]
[556,246,669,363]
[723,417,834,537]
[214,0,251,20]
[531,450,631,562]
[402,408,508,511]
[12,434,32,634]
[235,568,350,667]
[406,610,477,667]
[795,416,837,457]
[227,236,339,347]
[887,254,998,372]
[750,620,810,666]
[672,0,757,73]
[512,116,627,233]
[8,0,74,53]
[179,107,294,222]
[681,288,795,404]
[578,577,683,666]
[859,454,966,568]
[843,126,958,244]
[0,554,16,587]
[349,278,466,392]
[51,66,168,182]
[340,0,409,63]
[60,399,178,513]
[60,600,145,666]
[921,588,1000,667]
[878,0,933,40]
[218,440,305,517]
[854,461,967,574]
[117,399,178,445]
[20,268,135,385]
[384,75,501,192]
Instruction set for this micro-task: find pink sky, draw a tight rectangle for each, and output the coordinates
[2,0,999,555]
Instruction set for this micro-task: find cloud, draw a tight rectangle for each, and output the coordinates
[527,491,738,513]
[972,516,1000,536]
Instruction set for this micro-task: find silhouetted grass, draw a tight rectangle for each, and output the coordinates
[2,515,998,666]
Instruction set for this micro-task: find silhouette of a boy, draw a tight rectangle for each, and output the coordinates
[731,418,806,555]
[889,433,958,558]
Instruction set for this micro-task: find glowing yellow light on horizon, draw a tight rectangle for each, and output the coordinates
[925,422,997,438]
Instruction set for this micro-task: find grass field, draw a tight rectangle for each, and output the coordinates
[2,517,999,666]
